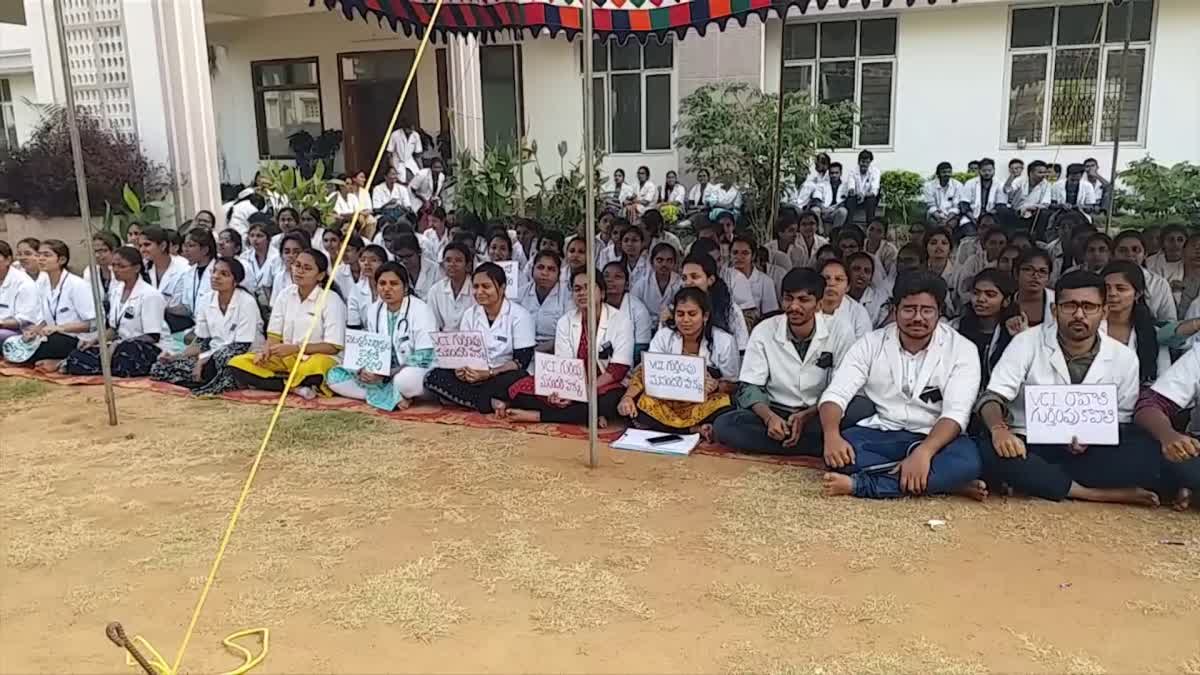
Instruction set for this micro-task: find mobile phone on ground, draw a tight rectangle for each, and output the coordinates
[648,434,683,445]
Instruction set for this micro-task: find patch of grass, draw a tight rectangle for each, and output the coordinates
[1182,654,1200,675]
[722,638,987,675]
[0,378,48,403]
[327,557,465,640]
[1007,628,1107,674]
[708,582,837,641]
[246,410,383,456]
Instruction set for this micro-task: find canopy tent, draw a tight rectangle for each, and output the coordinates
[317,0,960,43]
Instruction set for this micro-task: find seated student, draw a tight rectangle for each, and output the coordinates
[660,171,687,209]
[502,267,635,426]
[13,236,42,280]
[730,235,779,319]
[818,271,984,500]
[796,162,849,229]
[596,217,628,270]
[677,253,750,351]
[1134,348,1200,511]
[1046,217,1095,285]
[922,227,959,315]
[959,158,1006,222]
[1112,230,1177,322]
[814,244,839,270]
[179,229,219,323]
[1073,232,1113,275]
[832,225,864,259]
[977,270,1160,506]
[328,262,436,411]
[846,149,881,223]
[846,252,887,329]
[633,242,682,323]
[241,217,278,300]
[952,269,1016,390]
[712,268,865,455]
[617,224,652,290]
[372,166,414,217]
[617,287,739,436]
[267,232,310,306]
[485,227,515,265]
[956,227,1009,300]
[427,242,476,331]
[923,162,962,224]
[1181,232,1200,317]
[1051,163,1100,213]
[226,249,347,399]
[346,244,387,328]
[390,233,441,300]
[764,207,801,270]
[642,209,682,258]
[1146,223,1187,300]
[83,231,119,303]
[418,207,451,263]
[1007,247,1056,334]
[864,218,898,288]
[818,258,873,340]
[895,242,926,276]
[689,238,755,314]
[518,251,570,351]
[152,257,263,396]
[603,261,653,359]
[791,212,829,269]
[562,236,589,286]
[1100,262,1171,385]
[424,262,535,414]
[138,226,193,332]
[60,246,166,377]
[2,239,96,371]
[996,244,1021,277]
[217,228,243,262]
[755,246,789,299]
[0,241,40,344]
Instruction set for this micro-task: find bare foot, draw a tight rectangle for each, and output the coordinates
[955,480,989,502]
[597,416,609,429]
[695,423,714,443]
[395,398,411,411]
[506,409,540,424]
[822,472,853,497]
[492,400,508,419]
[34,359,61,373]
[1070,484,1160,507]
[1172,488,1192,512]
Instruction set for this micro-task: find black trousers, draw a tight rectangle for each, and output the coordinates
[978,424,1160,501]
[25,333,80,364]
[711,396,878,456]
[424,368,525,414]
[510,389,624,424]
[230,369,323,392]
[845,194,878,223]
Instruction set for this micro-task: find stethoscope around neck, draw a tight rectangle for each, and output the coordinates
[374,296,412,344]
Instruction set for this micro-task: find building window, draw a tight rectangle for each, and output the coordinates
[251,58,323,159]
[1005,0,1154,147]
[781,18,897,148]
[586,39,674,154]
[0,79,17,157]
[480,45,525,150]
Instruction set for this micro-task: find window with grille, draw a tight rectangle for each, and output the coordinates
[584,40,674,154]
[252,58,324,159]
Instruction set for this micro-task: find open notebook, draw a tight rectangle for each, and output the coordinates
[611,429,699,456]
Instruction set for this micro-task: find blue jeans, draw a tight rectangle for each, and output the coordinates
[836,427,982,499]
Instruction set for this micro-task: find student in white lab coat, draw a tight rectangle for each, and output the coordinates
[660,170,687,208]
[675,252,750,351]
[633,242,682,323]
[1051,163,1100,213]
[712,268,868,455]
[958,158,1006,220]
[241,219,279,304]
[386,120,423,181]
[1,240,97,369]
[956,227,1009,300]
[1146,223,1188,294]
[62,246,168,378]
[818,258,873,340]
[616,224,652,291]
[346,245,388,328]
[372,166,414,215]
[796,162,850,229]
[409,157,448,210]
[612,169,637,214]
[864,217,898,289]
[1100,262,1172,385]
[790,211,829,270]
[603,261,654,360]
[818,271,983,500]
[687,168,712,210]
[765,208,801,270]
[517,251,571,349]
[138,226,194,334]
[328,262,438,411]
[424,262,536,414]
[180,229,218,321]
[923,162,963,224]
[846,150,882,223]
[1134,348,1200,511]
[921,227,962,316]
[978,270,1161,506]
[390,233,441,301]
[0,241,40,344]
[633,165,657,216]
[268,232,309,307]
[845,252,888,329]
[641,209,682,258]
[1112,230,1177,322]
[730,236,779,319]
[151,257,264,396]
[425,242,475,332]
[1005,247,1057,336]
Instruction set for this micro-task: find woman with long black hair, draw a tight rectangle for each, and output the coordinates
[952,268,1017,390]
[677,252,749,351]
[1101,261,1170,385]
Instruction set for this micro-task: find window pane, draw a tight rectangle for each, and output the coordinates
[859,62,893,145]
[645,74,671,151]
[781,65,813,97]
[1011,8,1054,48]
[593,43,607,72]
[256,61,317,87]
[1049,48,1099,145]
[860,19,897,56]
[1101,48,1146,142]
[819,21,856,58]
[1106,0,1154,43]
[345,52,414,81]
[610,41,641,71]
[0,79,10,101]
[260,90,322,156]
[592,76,607,152]
[783,23,816,60]
[643,39,672,69]
[481,46,520,149]
[610,73,641,153]
[1007,53,1047,144]
[818,61,855,148]
[1058,4,1104,46]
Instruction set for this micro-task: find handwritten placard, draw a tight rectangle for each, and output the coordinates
[642,352,706,403]
[343,329,392,376]
[432,331,489,370]
[498,260,520,299]
[1024,384,1119,446]
[534,352,587,402]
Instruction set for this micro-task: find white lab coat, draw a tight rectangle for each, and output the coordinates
[1051,179,1100,209]
[1142,267,1178,322]
[849,166,881,197]
[410,169,447,205]
[372,181,413,212]
[346,277,376,328]
[107,279,169,350]
[854,285,889,329]
[1099,319,1172,384]
[740,312,858,409]
[1014,178,1054,211]
[959,177,1007,218]
[632,272,681,321]
[518,280,571,343]
[866,239,898,289]
[457,300,537,369]
[820,322,982,434]
[180,261,215,317]
[194,288,264,358]
[722,266,757,311]
[1146,252,1184,286]
[35,272,97,339]
[239,248,278,294]
[635,181,657,214]
[983,323,1140,436]
[1150,347,1200,411]
[661,183,687,206]
[555,303,634,371]
[797,177,849,208]
[647,324,741,380]
[333,192,360,218]
[267,284,347,352]
[790,234,829,270]
[0,266,40,326]
[146,255,192,311]
[387,129,423,179]
[743,267,780,315]
[923,178,963,219]
[617,292,654,345]
[361,296,438,370]
[687,183,712,207]
[827,296,874,340]
[426,276,475,331]
[704,184,743,211]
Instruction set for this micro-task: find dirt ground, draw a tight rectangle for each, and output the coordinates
[1,378,1198,675]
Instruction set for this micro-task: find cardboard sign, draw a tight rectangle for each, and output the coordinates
[642,352,706,403]
[343,329,392,376]
[498,260,520,299]
[534,352,587,402]
[1024,384,1119,446]
[432,331,489,370]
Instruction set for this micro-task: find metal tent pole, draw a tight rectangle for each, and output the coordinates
[581,0,599,468]
[52,0,118,426]
[1105,0,1134,217]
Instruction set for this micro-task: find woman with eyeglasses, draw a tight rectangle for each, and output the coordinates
[328,261,436,410]
[82,232,120,303]
[226,248,347,399]
[1006,248,1056,336]
[2,240,96,371]
[152,256,263,395]
[499,266,634,426]
[268,232,310,306]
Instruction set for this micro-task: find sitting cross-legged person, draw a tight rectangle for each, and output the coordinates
[1134,347,1200,511]
[817,271,985,500]
[712,268,868,455]
[977,270,1161,506]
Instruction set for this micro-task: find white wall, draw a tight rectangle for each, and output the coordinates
[6,71,40,143]
[206,12,443,185]
[123,1,171,169]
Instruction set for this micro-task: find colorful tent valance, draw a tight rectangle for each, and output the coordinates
[317,0,959,44]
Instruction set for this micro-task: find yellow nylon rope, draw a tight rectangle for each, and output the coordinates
[125,3,448,673]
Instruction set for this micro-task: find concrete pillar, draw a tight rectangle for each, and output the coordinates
[448,34,484,158]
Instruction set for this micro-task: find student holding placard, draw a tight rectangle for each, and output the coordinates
[500,267,634,425]
[517,251,570,350]
[1134,348,1200,511]
[712,268,866,455]
[424,262,536,414]
[328,262,436,411]
[617,287,739,436]
[977,271,1160,506]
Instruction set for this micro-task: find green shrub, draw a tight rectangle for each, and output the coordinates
[1114,157,1200,227]
[881,170,924,225]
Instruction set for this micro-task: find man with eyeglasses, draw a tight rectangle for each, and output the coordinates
[1111,230,1178,322]
[977,270,1160,506]
[818,271,985,500]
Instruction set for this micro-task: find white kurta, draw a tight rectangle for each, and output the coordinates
[0,267,40,326]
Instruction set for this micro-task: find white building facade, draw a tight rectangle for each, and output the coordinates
[1,0,1196,218]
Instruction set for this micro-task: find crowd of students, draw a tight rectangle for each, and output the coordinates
[1,154,1198,512]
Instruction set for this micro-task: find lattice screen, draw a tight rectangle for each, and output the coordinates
[60,0,135,135]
